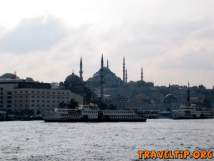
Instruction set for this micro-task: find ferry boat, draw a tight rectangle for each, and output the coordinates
[101,110,146,122]
[43,105,147,122]
[171,83,214,119]
[171,104,214,119]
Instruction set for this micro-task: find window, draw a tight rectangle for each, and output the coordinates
[7,100,12,103]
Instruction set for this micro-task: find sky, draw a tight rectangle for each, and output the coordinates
[0,0,213,88]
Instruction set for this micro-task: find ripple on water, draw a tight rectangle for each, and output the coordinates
[0,119,213,161]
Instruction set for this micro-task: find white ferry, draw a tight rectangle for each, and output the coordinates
[43,106,146,122]
[171,104,214,119]
[101,110,146,122]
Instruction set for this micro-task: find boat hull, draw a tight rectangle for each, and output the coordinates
[44,118,147,122]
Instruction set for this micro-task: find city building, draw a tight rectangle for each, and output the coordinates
[0,73,83,116]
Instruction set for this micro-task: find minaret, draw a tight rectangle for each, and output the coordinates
[123,57,126,83]
[79,57,83,80]
[107,59,109,69]
[100,54,104,100]
[141,67,143,81]
[125,69,128,83]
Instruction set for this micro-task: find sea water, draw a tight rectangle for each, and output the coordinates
[0,119,213,161]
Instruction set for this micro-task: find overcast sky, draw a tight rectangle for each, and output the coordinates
[0,0,213,88]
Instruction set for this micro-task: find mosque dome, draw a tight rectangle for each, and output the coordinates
[0,73,20,80]
[87,67,123,88]
[64,73,83,88]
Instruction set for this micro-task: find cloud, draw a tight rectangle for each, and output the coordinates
[159,23,214,71]
[0,23,97,83]
[0,15,66,54]
[0,1,214,88]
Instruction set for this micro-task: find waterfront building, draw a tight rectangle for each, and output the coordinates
[0,73,83,115]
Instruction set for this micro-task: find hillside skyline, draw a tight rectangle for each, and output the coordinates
[0,0,214,88]
[0,58,213,89]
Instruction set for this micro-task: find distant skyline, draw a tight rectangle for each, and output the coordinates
[0,0,214,88]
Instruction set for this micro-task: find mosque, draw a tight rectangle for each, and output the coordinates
[1,55,211,112]
[60,54,150,109]
[65,55,144,99]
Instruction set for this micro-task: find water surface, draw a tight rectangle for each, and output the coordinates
[0,119,213,161]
